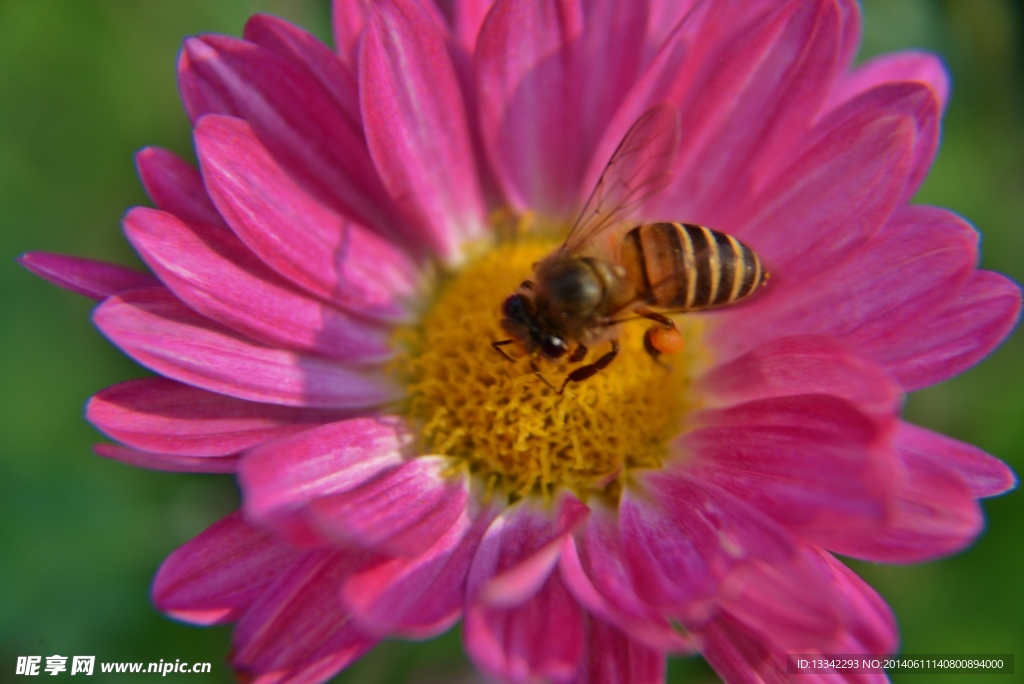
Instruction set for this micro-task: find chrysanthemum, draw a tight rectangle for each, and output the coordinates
[21,0,1021,682]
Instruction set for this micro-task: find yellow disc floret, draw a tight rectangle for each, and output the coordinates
[391,238,704,503]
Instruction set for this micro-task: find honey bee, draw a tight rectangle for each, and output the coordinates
[493,104,769,393]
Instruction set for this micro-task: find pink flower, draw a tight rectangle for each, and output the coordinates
[21,1,1021,683]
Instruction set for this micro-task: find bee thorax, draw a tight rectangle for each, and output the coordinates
[533,257,602,318]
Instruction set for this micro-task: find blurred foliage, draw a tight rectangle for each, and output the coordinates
[0,0,1020,682]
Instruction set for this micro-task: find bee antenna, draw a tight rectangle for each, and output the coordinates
[529,359,557,391]
[491,339,516,363]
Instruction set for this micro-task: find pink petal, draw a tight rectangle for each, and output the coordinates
[135,147,225,226]
[19,252,158,301]
[835,0,862,73]
[87,377,345,457]
[579,3,697,199]
[703,614,895,684]
[464,569,584,684]
[718,547,896,656]
[123,207,394,359]
[476,0,585,217]
[680,396,895,545]
[738,78,936,238]
[699,614,784,684]
[240,417,411,547]
[698,335,902,419]
[878,270,1022,391]
[444,15,503,213]
[817,552,899,656]
[332,0,370,65]
[195,115,419,320]
[823,81,941,204]
[892,421,1016,498]
[827,50,949,114]
[243,14,362,130]
[565,617,666,684]
[452,0,496,52]
[93,288,397,409]
[574,0,649,158]
[643,0,700,55]
[93,443,238,473]
[598,1,814,201]
[152,512,301,625]
[710,205,980,365]
[629,0,781,119]
[178,33,401,238]
[616,472,794,619]
[662,0,847,224]
[721,86,918,286]
[342,502,499,638]
[360,0,487,262]
[467,496,589,608]
[826,449,983,563]
[558,503,696,652]
[308,457,469,556]
[231,551,378,684]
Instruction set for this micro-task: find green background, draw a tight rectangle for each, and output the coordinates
[1,1,1020,682]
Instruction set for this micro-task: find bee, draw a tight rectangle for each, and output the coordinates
[493,104,769,393]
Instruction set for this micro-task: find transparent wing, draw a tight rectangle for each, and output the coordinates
[562,104,681,255]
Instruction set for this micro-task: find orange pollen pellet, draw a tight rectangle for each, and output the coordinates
[648,325,685,354]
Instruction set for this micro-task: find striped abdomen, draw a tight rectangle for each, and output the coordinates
[621,222,767,311]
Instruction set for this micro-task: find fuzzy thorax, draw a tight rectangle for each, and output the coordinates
[392,238,705,502]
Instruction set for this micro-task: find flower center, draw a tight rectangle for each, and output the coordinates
[392,237,705,502]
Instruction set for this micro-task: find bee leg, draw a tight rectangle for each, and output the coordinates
[491,339,516,362]
[635,307,675,329]
[529,358,558,392]
[568,344,588,364]
[558,340,619,394]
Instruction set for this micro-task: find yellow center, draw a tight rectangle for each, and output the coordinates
[391,237,706,503]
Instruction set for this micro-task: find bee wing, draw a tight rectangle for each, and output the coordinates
[562,104,681,256]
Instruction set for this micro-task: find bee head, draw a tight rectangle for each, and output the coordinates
[500,294,569,359]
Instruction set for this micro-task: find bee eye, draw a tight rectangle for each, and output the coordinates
[541,337,568,358]
[502,295,523,319]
